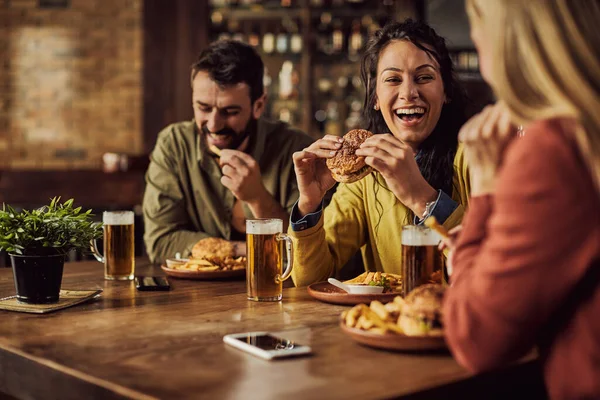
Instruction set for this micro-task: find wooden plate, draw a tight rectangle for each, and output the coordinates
[160,265,245,280]
[340,322,447,352]
[307,281,399,306]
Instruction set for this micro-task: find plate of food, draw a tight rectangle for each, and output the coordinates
[307,272,402,306]
[340,284,447,351]
[161,238,246,280]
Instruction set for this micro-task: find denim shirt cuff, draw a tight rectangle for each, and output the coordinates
[290,200,324,232]
[414,190,458,225]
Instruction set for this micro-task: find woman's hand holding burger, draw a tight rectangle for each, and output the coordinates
[292,135,341,216]
[355,133,438,217]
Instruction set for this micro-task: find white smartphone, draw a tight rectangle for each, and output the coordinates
[223,332,312,360]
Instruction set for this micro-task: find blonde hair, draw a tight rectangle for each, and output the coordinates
[466,0,600,190]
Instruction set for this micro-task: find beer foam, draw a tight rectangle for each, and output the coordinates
[401,226,441,246]
[246,219,282,235]
[103,211,134,225]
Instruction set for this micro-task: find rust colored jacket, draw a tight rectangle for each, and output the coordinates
[444,119,600,400]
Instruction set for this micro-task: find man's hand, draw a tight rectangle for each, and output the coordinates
[219,150,268,203]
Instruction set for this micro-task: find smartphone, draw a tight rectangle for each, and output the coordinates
[134,276,171,291]
[223,332,312,360]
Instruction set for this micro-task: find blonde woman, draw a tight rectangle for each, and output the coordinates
[443,1,600,399]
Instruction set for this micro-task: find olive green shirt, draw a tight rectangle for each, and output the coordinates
[143,118,313,263]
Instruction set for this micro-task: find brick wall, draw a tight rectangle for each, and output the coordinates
[0,0,143,170]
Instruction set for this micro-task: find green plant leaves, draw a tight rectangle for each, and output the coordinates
[0,197,103,256]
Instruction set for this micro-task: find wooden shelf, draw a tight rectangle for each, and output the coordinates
[211,7,303,20]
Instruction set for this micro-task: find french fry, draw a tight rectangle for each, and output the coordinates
[386,322,404,334]
[340,295,409,336]
[365,272,375,284]
[361,316,374,330]
[356,315,368,330]
[393,295,406,309]
[384,301,401,314]
[362,307,390,332]
[196,265,220,272]
[209,145,222,157]
[370,300,389,321]
[344,272,368,284]
[424,216,449,239]
[345,305,362,327]
[187,259,215,266]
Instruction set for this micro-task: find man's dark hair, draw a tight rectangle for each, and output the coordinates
[360,19,469,197]
[191,40,265,103]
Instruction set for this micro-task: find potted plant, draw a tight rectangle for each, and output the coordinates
[0,198,102,304]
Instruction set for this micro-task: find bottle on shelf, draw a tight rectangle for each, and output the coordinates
[290,29,303,54]
[287,18,302,54]
[247,23,260,48]
[278,61,299,100]
[317,12,333,55]
[332,19,344,55]
[227,19,244,43]
[348,19,364,61]
[276,26,289,54]
[324,101,343,137]
[262,24,275,54]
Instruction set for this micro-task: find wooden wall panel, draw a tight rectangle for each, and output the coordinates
[142,0,209,154]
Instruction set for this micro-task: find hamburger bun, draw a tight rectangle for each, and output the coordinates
[398,284,445,337]
[326,129,374,183]
[191,237,235,260]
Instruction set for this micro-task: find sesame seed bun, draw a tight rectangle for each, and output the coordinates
[326,129,374,183]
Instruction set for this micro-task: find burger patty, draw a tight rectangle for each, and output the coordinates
[327,129,374,178]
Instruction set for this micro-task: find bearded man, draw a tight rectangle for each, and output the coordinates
[143,40,312,263]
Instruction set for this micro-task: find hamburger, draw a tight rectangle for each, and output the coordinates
[398,284,445,337]
[326,129,374,183]
[191,237,235,260]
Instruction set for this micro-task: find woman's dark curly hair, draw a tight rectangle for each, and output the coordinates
[360,19,468,197]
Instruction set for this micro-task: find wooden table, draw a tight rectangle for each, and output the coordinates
[0,260,542,400]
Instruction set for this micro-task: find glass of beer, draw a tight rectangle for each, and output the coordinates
[246,219,293,302]
[91,211,135,280]
[401,225,444,297]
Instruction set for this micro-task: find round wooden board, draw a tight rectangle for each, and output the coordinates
[307,281,399,306]
[340,322,447,352]
[161,265,245,280]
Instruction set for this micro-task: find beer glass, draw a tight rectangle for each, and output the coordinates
[401,225,444,297]
[246,219,293,302]
[91,211,135,280]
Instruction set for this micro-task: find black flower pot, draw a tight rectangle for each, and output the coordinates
[10,254,65,304]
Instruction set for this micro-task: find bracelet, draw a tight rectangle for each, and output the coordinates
[422,199,437,219]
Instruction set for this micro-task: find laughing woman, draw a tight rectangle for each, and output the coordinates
[289,19,470,286]
[443,1,600,399]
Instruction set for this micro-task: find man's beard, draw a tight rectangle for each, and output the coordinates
[201,117,258,151]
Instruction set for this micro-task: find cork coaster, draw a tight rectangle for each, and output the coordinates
[0,289,103,314]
